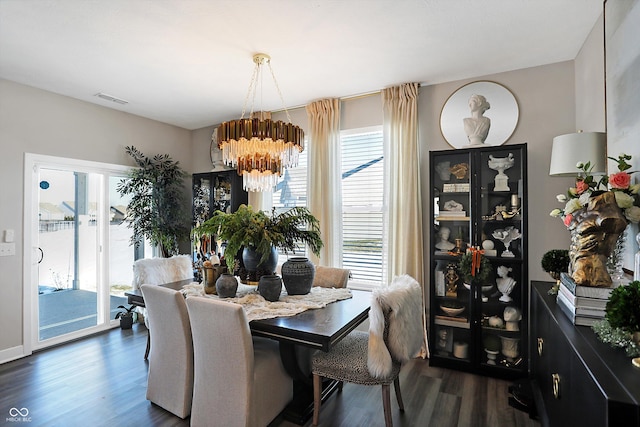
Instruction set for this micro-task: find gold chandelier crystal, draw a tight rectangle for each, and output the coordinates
[215,54,304,192]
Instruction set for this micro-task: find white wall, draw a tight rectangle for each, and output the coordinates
[0,79,192,356]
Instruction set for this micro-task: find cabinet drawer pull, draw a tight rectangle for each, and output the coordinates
[537,337,543,356]
[552,373,560,399]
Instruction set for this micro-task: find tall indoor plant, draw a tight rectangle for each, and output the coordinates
[191,204,323,275]
[117,146,190,257]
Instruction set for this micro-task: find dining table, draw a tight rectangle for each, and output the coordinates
[125,279,371,424]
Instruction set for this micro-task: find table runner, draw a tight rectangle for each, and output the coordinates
[181,282,353,322]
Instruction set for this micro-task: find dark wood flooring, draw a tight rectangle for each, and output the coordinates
[0,323,540,427]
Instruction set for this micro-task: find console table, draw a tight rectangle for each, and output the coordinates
[531,281,640,426]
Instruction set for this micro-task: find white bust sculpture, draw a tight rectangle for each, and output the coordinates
[463,94,491,146]
[496,265,517,302]
[503,306,522,331]
[435,226,455,251]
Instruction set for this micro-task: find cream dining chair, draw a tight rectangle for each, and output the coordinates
[311,274,423,427]
[186,296,293,427]
[132,254,193,359]
[140,284,194,419]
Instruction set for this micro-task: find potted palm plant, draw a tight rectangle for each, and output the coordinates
[191,204,323,282]
[116,146,190,257]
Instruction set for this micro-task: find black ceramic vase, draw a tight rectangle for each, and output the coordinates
[215,273,238,298]
[242,246,279,284]
[281,257,315,295]
[258,274,282,302]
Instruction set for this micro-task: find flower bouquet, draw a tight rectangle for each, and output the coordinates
[550,154,639,287]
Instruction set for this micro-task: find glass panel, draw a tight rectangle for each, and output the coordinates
[341,130,384,285]
[38,168,99,340]
[108,175,133,320]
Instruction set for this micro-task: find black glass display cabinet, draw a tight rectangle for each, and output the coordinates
[192,171,248,262]
[429,143,528,379]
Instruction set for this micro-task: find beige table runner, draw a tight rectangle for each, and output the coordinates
[181,282,354,322]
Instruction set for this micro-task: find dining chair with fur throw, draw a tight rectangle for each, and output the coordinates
[311,274,423,427]
[133,254,193,360]
[186,297,293,427]
[140,285,194,419]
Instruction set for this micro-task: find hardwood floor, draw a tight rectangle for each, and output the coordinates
[0,324,540,427]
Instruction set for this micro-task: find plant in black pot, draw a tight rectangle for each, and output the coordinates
[191,204,323,286]
[115,305,137,330]
[541,249,570,294]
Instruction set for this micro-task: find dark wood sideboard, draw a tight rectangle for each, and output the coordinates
[531,281,640,427]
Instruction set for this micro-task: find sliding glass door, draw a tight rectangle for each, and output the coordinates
[25,154,134,351]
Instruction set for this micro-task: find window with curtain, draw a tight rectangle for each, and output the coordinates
[271,127,386,286]
[341,127,385,286]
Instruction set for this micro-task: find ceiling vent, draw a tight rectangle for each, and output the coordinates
[94,92,129,105]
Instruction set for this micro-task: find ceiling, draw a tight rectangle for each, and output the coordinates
[0,0,603,130]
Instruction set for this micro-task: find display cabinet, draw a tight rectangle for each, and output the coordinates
[429,143,528,379]
[192,171,248,262]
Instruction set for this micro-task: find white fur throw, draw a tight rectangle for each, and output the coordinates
[132,255,192,289]
[367,274,423,378]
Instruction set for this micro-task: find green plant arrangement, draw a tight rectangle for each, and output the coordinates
[592,281,640,357]
[191,204,323,273]
[116,146,190,257]
[458,250,492,285]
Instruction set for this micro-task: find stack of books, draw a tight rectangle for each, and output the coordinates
[556,272,619,326]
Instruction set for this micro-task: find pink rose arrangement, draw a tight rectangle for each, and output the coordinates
[550,153,640,225]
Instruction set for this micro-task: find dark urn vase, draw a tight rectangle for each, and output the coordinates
[258,274,283,302]
[242,246,279,284]
[215,273,238,298]
[281,257,315,295]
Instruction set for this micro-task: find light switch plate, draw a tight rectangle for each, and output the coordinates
[0,242,16,256]
[4,229,15,243]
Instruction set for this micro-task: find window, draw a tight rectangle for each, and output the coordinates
[271,127,386,287]
[341,127,385,286]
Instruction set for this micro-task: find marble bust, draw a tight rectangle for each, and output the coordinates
[463,94,491,146]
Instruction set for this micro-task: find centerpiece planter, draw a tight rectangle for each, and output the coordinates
[191,204,323,286]
[242,246,278,285]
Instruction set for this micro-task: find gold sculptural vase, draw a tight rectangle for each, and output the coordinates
[567,191,628,287]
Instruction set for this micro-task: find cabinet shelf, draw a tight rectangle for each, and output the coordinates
[429,144,528,380]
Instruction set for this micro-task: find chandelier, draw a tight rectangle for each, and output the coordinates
[214,53,304,192]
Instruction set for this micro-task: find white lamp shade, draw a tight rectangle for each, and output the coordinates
[549,132,606,176]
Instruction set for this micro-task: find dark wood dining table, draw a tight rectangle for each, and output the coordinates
[125,279,371,424]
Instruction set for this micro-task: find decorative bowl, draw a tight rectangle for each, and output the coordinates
[440,305,465,316]
[463,283,493,293]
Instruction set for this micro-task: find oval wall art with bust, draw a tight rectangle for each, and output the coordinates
[440,81,519,149]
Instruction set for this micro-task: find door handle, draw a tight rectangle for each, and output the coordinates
[552,373,560,399]
[537,337,543,356]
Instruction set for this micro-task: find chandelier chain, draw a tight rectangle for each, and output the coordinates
[267,61,294,123]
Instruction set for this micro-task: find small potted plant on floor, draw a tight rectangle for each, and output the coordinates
[115,305,137,329]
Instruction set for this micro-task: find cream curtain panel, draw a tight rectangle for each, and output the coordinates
[306,99,342,267]
[382,83,428,357]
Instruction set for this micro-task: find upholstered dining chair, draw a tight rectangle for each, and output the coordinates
[186,296,293,427]
[312,266,351,288]
[133,254,192,359]
[311,274,423,427]
[140,284,194,419]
